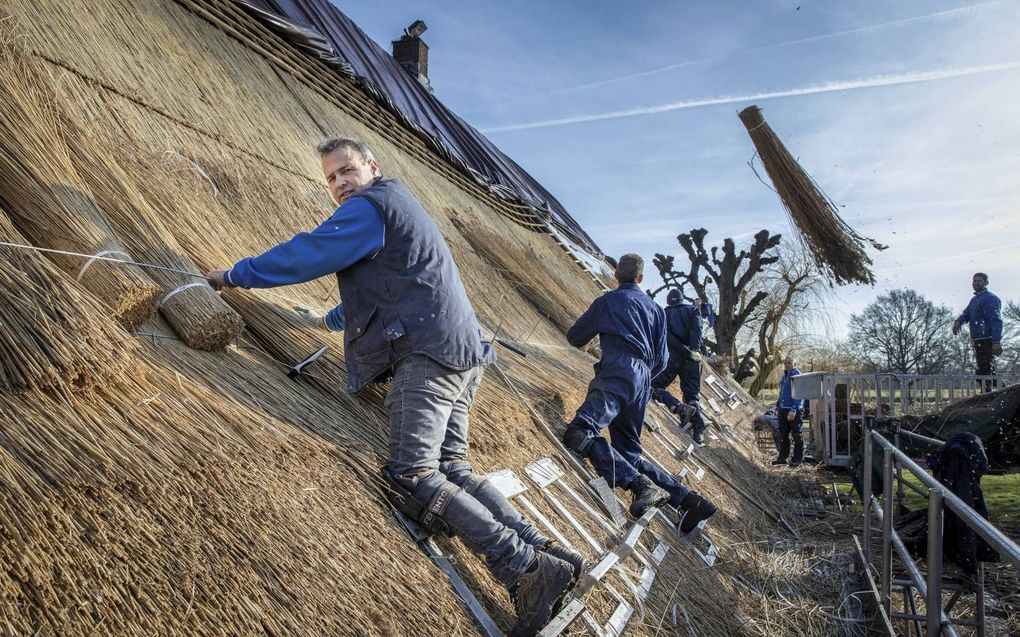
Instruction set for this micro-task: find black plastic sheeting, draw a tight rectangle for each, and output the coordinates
[233,0,602,257]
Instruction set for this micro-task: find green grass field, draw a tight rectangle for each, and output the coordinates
[898,472,1020,537]
[827,471,1019,541]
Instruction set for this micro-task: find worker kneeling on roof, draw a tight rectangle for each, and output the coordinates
[207,137,584,636]
[561,254,717,532]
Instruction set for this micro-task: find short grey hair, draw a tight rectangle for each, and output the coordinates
[615,253,644,284]
[316,137,376,163]
[784,356,795,364]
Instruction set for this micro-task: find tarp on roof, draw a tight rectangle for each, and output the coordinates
[234,0,603,257]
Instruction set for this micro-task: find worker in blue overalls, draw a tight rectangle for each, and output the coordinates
[562,254,717,533]
[650,288,708,446]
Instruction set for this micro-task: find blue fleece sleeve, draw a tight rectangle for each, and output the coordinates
[988,295,1003,341]
[689,307,703,354]
[790,370,804,411]
[567,297,602,347]
[226,197,384,289]
[324,304,345,332]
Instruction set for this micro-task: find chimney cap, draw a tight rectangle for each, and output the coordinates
[404,20,427,39]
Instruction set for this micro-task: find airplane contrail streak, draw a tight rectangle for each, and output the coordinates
[543,1,999,95]
[481,60,1020,133]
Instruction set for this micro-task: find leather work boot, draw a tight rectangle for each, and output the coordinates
[627,475,670,517]
[540,540,589,579]
[508,552,574,637]
[678,492,718,534]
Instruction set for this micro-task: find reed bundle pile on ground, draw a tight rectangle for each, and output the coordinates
[0,15,159,327]
[739,105,885,286]
[0,350,473,636]
[0,207,136,392]
[69,132,244,350]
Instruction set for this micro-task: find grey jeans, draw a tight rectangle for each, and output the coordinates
[384,354,544,585]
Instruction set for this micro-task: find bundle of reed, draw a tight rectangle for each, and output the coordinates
[220,288,390,450]
[0,15,159,327]
[0,206,136,392]
[738,105,885,286]
[68,132,245,350]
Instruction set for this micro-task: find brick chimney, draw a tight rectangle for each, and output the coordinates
[392,20,431,91]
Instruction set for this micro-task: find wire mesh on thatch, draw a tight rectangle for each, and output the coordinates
[739,105,885,286]
[0,207,137,392]
[0,14,159,327]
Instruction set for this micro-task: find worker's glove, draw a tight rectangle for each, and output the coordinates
[689,350,702,362]
[992,342,1003,356]
[293,305,329,332]
[951,321,961,336]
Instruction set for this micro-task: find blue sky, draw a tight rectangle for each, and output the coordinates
[339,0,1019,340]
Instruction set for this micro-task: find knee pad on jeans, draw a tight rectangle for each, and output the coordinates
[563,426,597,456]
[380,467,460,534]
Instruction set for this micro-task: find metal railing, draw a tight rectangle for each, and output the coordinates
[792,372,1015,467]
[859,426,1020,636]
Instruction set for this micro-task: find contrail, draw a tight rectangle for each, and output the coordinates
[545,1,999,95]
[481,61,1020,133]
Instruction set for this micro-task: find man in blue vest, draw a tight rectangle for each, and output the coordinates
[952,272,1003,391]
[561,255,717,532]
[650,288,708,446]
[773,356,804,467]
[207,138,581,636]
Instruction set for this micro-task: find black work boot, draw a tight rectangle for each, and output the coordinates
[540,540,588,580]
[628,475,670,517]
[678,492,718,534]
[671,402,695,423]
[508,552,574,637]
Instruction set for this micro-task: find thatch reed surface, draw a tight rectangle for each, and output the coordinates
[739,105,885,286]
[0,208,136,392]
[0,17,159,328]
[0,1,865,635]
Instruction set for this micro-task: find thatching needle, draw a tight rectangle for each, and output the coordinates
[0,240,208,279]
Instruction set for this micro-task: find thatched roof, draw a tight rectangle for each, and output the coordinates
[0,1,863,635]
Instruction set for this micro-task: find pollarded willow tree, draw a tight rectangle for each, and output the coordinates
[649,228,781,361]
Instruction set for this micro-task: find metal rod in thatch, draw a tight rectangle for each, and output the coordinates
[738,105,885,286]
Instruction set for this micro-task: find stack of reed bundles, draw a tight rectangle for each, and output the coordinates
[69,131,245,350]
[0,206,136,392]
[0,14,159,327]
[739,105,884,286]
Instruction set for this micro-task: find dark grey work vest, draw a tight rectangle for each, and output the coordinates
[337,178,494,392]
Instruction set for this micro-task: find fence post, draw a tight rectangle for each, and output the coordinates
[894,429,905,513]
[882,446,895,618]
[926,487,944,637]
[976,561,985,637]
[863,428,873,564]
